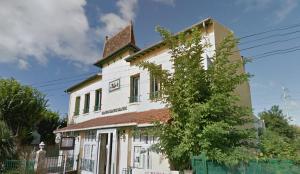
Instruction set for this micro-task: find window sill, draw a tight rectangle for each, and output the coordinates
[129,102,140,106]
[82,112,89,116]
[149,98,161,102]
[94,110,101,113]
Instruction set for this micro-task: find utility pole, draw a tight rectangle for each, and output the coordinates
[282,87,290,118]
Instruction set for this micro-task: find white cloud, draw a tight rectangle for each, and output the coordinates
[96,0,138,38]
[96,0,175,39]
[0,0,99,68]
[276,0,298,22]
[235,0,272,11]
[0,0,176,69]
[18,59,30,70]
[152,0,175,6]
[236,0,298,22]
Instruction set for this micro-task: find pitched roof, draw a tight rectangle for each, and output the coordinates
[102,23,136,58]
[125,18,213,62]
[54,108,170,133]
[94,22,140,67]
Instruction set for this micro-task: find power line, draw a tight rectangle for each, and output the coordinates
[26,22,300,92]
[29,71,98,86]
[252,45,300,57]
[253,47,300,61]
[239,22,300,39]
[239,35,300,52]
[35,76,96,88]
[239,30,300,45]
[39,46,300,93]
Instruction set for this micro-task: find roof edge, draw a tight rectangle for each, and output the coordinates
[125,17,213,62]
[94,43,140,67]
[65,73,102,93]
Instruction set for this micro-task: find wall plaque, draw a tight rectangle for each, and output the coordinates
[109,79,120,92]
[102,106,127,115]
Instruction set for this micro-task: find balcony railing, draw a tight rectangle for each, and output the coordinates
[74,110,79,116]
[129,95,140,103]
[94,105,101,111]
[83,107,89,114]
[149,91,161,100]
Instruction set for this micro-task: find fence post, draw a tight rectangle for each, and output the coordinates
[200,153,208,174]
[34,142,47,174]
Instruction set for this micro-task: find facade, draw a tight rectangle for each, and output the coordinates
[54,18,252,174]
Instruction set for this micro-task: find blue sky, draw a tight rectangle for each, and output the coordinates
[1,0,300,125]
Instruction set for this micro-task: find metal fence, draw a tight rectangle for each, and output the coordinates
[191,155,300,174]
[122,167,132,174]
[45,155,74,174]
[1,160,34,174]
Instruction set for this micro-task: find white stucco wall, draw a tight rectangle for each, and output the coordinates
[68,30,215,124]
[64,20,253,174]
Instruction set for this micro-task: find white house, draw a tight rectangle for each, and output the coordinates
[54,18,252,174]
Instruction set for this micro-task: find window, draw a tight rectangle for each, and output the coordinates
[94,89,102,111]
[83,93,90,113]
[149,65,162,100]
[82,144,95,172]
[150,73,161,100]
[130,74,140,103]
[74,96,80,116]
[85,130,96,141]
[206,55,212,68]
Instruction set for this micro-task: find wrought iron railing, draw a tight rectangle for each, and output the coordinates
[149,91,162,100]
[129,95,140,103]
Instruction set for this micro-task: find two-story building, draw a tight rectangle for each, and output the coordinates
[54,18,252,174]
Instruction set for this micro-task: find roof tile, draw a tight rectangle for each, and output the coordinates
[55,108,170,132]
[102,23,136,58]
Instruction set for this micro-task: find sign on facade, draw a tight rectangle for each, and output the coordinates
[109,79,120,92]
[60,137,75,150]
[102,106,127,115]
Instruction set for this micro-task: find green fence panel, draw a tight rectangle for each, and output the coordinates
[2,160,34,174]
[192,156,300,174]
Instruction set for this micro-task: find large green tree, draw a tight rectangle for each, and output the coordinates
[0,78,47,146]
[0,120,15,162]
[139,27,255,169]
[37,110,67,145]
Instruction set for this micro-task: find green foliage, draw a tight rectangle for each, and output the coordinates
[0,78,47,145]
[258,105,300,161]
[260,130,296,160]
[259,105,296,139]
[139,26,255,169]
[37,110,66,145]
[0,120,15,162]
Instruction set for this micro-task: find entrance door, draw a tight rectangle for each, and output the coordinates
[96,129,117,174]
